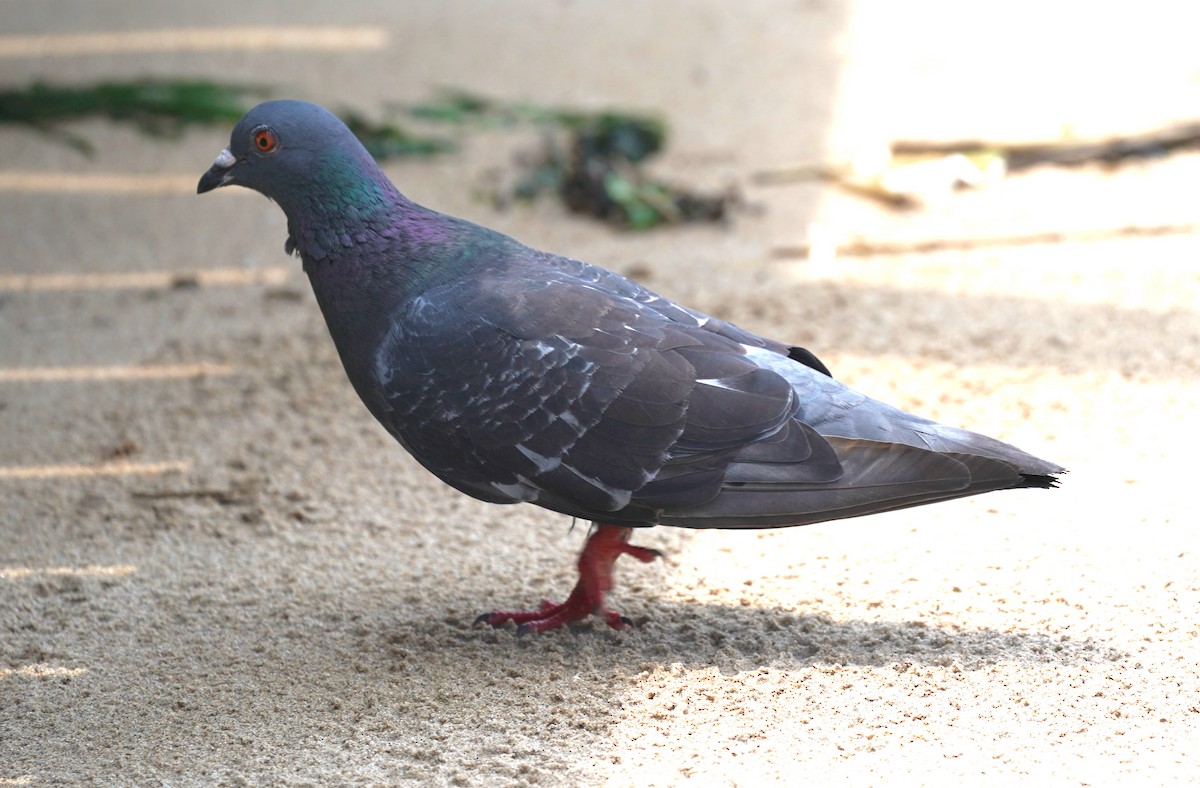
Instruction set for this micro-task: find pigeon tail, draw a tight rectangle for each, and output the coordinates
[658,437,1056,529]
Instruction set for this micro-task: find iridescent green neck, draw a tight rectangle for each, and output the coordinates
[317,152,393,214]
[283,151,403,263]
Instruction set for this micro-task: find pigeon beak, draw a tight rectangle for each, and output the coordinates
[197,148,238,194]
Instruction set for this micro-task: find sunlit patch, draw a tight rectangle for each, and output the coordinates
[0,267,288,292]
[0,363,236,383]
[0,776,34,786]
[0,460,189,480]
[782,238,1200,312]
[0,664,88,679]
[0,565,136,580]
[0,27,387,58]
[0,172,205,194]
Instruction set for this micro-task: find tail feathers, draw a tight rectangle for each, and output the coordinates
[912,424,1066,478]
[1014,472,1061,489]
[659,437,1034,529]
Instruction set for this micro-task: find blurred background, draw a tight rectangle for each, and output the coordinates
[2,2,1198,784]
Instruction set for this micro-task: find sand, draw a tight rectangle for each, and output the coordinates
[2,2,1199,785]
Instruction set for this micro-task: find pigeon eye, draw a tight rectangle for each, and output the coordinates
[253,129,278,153]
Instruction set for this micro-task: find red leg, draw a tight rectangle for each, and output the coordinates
[475,524,661,635]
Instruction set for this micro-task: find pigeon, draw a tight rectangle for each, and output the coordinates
[199,100,1064,634]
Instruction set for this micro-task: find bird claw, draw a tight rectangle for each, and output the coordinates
[497,603,632,636]
[478,596,628,635]
[473,525,658,634]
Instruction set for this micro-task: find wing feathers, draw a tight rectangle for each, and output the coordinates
[375,252,1061,529]
[660,438,1024,529]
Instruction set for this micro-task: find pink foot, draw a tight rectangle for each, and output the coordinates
[475,524,661,635]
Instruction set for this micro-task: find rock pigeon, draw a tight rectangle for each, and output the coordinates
[199,101,1064,634]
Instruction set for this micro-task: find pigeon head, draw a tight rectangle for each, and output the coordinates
[197,100,394,219]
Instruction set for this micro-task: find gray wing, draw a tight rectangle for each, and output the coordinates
[373,254,1062,528]
[372,259,838,524]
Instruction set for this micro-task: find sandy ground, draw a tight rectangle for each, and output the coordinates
[2,2,1199,785]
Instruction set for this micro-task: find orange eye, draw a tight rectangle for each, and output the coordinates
[253,128,278,153]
